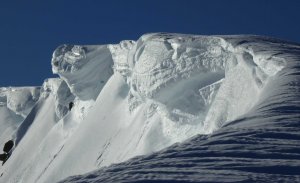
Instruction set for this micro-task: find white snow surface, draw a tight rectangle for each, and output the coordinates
[0,33,299,183]
[0,87,40,146]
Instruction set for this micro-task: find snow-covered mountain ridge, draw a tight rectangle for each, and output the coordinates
[0,33,299,183]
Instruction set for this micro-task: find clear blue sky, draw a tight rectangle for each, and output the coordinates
[1,0,299,86]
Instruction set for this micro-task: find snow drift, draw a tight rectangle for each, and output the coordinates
[0,33,299,183]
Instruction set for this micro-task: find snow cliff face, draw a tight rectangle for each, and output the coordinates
[0,33,298,183]
[0,87,40,118]
[61,35,300,183]
[0,87,40,146]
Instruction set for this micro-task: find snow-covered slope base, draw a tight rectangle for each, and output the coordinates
[1,33,299,183]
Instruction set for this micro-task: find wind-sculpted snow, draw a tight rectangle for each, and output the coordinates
[63,109,300,183]
[128,33,285,139]
[0,87,40,146]
[0,87,40,118]
[42,78,75,120]
[109,40,135,79]
[1,33,299,183]
[61,35,300,183]
[52,45,114,101]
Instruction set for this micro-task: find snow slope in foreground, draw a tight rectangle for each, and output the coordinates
[1,33,299,183]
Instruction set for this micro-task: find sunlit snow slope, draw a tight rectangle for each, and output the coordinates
[0,87,40,147]
[1,33,299,183]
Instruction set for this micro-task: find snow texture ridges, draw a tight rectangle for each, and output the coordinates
[1,33,299,183]
[61,35,300,183]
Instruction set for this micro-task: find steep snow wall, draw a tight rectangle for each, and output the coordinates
[61,35,300,183]
[0,33,293,183]
[0,87,40,118]
[52,45,114,101]
[0,87,40,146]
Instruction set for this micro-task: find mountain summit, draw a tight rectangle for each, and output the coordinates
[0,33,299,183]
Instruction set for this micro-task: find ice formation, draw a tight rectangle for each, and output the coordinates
[52,44,113,101]
[62,35,300,183]
[0,33,299,183]
[0,87,40,146]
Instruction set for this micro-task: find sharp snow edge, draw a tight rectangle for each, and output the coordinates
[0,33,298,183]
[61,35,300,183]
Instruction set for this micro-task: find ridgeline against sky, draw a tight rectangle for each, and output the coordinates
[0,0,299,86]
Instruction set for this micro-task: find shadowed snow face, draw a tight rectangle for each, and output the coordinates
[51,44,114,101]
[0,87,40,118]
[127,34,233,130]
[130,34,230,101]
[52,45,87,73]
[1,33,295,183]
[128,33,287,135]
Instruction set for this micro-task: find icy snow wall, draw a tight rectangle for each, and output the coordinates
[0,33,289,183]
[0,87,40,146]
[62,35,300,183]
